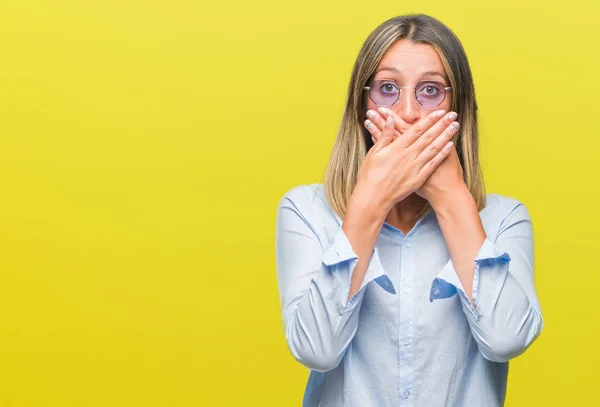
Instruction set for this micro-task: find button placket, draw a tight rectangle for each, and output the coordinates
[398,237,414,403]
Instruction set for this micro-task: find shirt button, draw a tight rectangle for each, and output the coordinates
[403,390,411,398]
[433,289,440,296]
[403,287,410,294]
[405,241,411,248]
[402,337,410,346]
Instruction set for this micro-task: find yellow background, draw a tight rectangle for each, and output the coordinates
[0,0,598,405]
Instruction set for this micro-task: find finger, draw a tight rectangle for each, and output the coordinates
[366,108,406,138]
[411,111,458,153]
[366,109,392,135]
[393,109,447,149]
[364,119,382,140]
[381,116,395,139]
[415,121,460,166]
[364,119,381,145]
[364,118,400,142]
[375,107,410,134]
[370,124,394,153]
[416,141,454,180]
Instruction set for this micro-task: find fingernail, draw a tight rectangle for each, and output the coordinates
[371,136,376,144]
[378,107,388,116]
[386,116,393,127]
[366,120,373,129]
[436,110,446,117]
[450,122,459,131]
[448,112,456,120]
[367,110,375,119]
[445,141,454,150]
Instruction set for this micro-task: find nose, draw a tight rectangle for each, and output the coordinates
[394,89,420,125]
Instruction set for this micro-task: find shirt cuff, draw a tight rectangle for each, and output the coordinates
[322,227,395,311]
[429,237,511,319]
[322,227,360,266]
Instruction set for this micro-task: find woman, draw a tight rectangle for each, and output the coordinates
[275,14,543,407]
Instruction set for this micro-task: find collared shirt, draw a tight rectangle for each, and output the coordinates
[275,183,543,407]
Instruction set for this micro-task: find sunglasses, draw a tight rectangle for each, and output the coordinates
[363,79,452,108]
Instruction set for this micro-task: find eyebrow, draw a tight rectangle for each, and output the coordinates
[375,67,447,80]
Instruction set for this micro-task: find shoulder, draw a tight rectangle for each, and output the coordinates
[483,193,530,217]
[481,193,533,236]
[482,193,525,215]
[277,183,340,227]
[279,183,325,206]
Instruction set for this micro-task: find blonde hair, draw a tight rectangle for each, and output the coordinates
[323,14,486,222]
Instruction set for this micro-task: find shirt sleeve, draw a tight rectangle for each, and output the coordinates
[429,201,544,363]
[275,190,394,372]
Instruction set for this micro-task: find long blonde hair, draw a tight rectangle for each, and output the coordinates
[324,14,486,222]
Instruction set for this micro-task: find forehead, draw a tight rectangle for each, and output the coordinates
[376,39,445,76]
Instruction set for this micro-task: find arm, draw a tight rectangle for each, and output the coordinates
[275,187,393,372]
[344,189,389,300]
[432,185,486,305]
[429,185,544,363]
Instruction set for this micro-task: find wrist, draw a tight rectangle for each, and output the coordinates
[430,183,474,217]
[347,183,390,225]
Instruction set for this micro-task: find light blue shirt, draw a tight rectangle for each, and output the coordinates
[275,183,543,407]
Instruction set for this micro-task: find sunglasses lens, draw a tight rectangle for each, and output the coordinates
[369,80,399,106]
[415,81,446,108]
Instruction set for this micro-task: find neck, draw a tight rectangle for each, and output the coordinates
[385,193,427,234]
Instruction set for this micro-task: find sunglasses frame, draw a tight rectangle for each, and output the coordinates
[363,79,452,108]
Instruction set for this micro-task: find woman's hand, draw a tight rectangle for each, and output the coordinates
[364,107,409,142]
[364,108,465,208]
[354,109,457,214]
[416,140,465,206]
